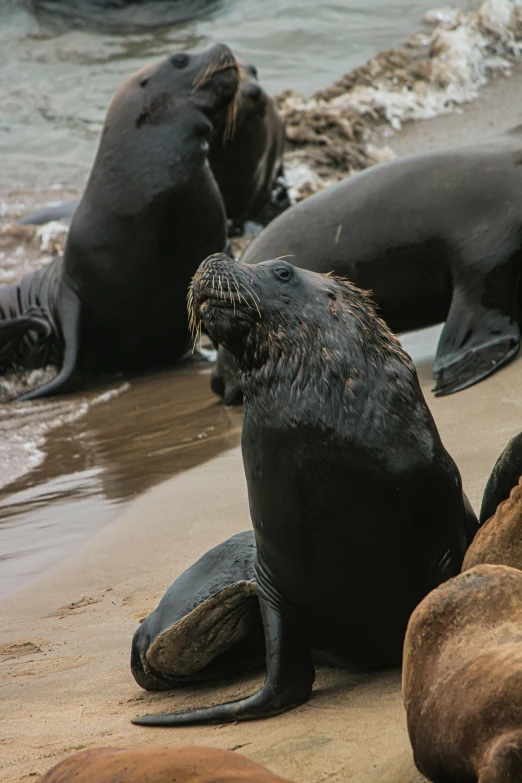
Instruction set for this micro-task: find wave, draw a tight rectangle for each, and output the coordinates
[278,0,522,200]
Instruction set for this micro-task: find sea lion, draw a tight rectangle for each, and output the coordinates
[20,64,287,234]
[462,431,522,571]
[37,746,292,783]
[212,125,522,404]
[131,253,477,726]
[0,44,239,401]
[29,0,223,32]
[403,564,522,783]
[209,63,288,233]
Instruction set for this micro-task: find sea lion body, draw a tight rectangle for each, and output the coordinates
[37,746,292,783]
[214,126,522,402]
[132,253,477,727]
[403,564,522,783]
[0,45,239,401]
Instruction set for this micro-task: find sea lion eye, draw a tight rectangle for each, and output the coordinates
[328,292,336,300]
[139,78,149,88]
[274,266,292,281]
[171,53,189,69]
[246,64,258,79]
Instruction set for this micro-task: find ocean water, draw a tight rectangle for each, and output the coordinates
[0,0,474,190]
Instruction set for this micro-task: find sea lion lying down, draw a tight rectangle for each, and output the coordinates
[37,746,292,783]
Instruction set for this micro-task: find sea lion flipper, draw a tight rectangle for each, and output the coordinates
[0,306,52,360]
[16,285,81,401]
[132,594,315,726]
[480,433,522,524]
[432,286,520,397]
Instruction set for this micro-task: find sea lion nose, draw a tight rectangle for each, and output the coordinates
[245,82,262,102]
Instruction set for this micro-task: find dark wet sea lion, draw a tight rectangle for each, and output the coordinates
[0,44,238,401]
[403,564,522,783]
[213,125,522,404]
[21,63,287,234]
[462,431,522,571]
[30,0,223,32]
[131,530,263,690]
[37,746,293,783]
[132,253,477,727]
[209,63,288,233]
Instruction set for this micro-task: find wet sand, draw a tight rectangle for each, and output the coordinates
[0,362,242,596]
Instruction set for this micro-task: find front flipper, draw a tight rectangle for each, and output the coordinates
[132,588,315,726]
[433,285,520,397]
[16,284,81,401]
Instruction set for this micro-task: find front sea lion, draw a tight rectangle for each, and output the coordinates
[37,746,292,783]
[212,125,522,404]
[132,253,477,726]
[463,431,522,571]
[403,564,522,783]
[0,44,238,401]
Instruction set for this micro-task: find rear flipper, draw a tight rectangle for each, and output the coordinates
[15,284,81,401]
[131,531,264,690]
[132,586,315,726]
[480,433,522,524]
[0,305,52,363]
[433,281,520,397]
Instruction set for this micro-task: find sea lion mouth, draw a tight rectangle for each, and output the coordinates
[188,253,261,346]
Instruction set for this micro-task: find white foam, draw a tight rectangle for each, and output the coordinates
[286,0,522,132]
[0,380,130,492]
[36,220,69,252]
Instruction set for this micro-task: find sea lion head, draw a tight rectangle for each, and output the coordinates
[189,253,412,405]
[92,45,239,194]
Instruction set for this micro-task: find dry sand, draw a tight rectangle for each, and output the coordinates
[4,56,522,783]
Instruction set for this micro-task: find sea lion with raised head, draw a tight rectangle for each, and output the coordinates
[131,253,477,726]
[37,746,292,783]
[0,44,239,401]
[403,564,522,783]
[20,63,287,234]
[212,126,522,404]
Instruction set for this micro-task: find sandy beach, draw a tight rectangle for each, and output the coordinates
[3,5,522,781]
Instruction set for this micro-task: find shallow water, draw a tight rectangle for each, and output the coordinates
[1,0,473,190]
[0,362,243,596]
